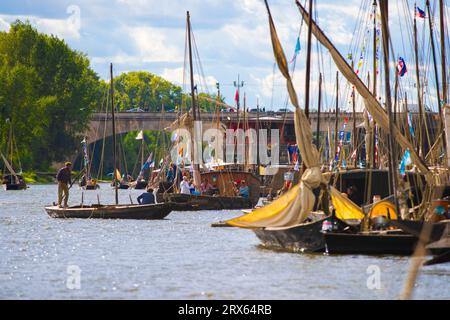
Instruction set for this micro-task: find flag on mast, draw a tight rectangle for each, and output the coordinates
[416,6,426,19]
[136,130,144,140]
[397,57,407,77]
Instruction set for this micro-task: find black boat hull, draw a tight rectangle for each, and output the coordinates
[324,232,418,255]
[3,183,27,190]
[160,193,253,211]
[253,218,327,253]
[45,203,172,220]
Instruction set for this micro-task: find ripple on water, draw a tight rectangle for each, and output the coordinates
[1,184,449,299]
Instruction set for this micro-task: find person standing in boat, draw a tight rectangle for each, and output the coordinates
[137,188,155,205]
[180,176,191,194]
[56,162,72,208]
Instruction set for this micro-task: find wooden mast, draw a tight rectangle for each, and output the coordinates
[440,0,448,104]
[426,0,446,159]
[413,2,425,158]
[316,73,322,150]
[110,63,118,205]
[372,0,378,169]
[304,0,313,118]
[379,0,398,203]
[440,0,450,166]
[351,61,357,167]
[187,11,201,188]
[334,71,339,166]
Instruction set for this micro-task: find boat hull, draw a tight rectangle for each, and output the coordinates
[3,183,27,190]
[45,203,172,220]
[253,218,327,253]
[323,232,418,255]
[160,193,253,211]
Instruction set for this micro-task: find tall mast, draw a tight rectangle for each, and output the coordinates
[110,63,118,205]
[256,97,260,170]
[379,0,398,202]
[187,11,201,188]
[316,73,322,150]
[426,0,446,159]
[351,61,357,167]
[413,2,425,157]
[440,0,449,166]
[334,71,339,166]
[304,0,313,118]
[372,0,378,169]
[440,0,448,104]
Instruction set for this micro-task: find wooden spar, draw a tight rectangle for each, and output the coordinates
[304,0,313,118]
[256,97,260,170]
[187,11,201,188]
[413,3,424,157]
[440,0,450,166]
[316,73,322,149]
[379,0,399,208]
[351,61,357,167]
[426,0,446,158]
[440,0,448,105]
[372,0,378,169]
[334,71,339,165]
[372,0,378,97]
[110,63,118,205]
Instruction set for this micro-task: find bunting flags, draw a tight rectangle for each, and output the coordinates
[287,144,299,164]
[397,57,407,77]
[289,36,301,63]
[416,6,426,19]
[399,149,412,176]
[234,89,240,106]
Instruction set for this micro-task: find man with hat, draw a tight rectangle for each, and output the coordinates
[56,162,72,208]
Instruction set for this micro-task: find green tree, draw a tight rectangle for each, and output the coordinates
[0,21,102,171]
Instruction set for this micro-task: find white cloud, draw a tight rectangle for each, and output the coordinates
[127,26,183,63]
[161,67,217,93]
[0,17,10,31]
[0,13,80,39]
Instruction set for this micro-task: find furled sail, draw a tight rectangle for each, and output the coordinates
[329,186,365,220]
[0,151,18,176]
[225,1,324,228]
[295,0,430,177]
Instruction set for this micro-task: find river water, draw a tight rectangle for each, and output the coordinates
[0,183,448,300]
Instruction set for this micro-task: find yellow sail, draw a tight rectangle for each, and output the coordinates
[115,169,122,181]
[226,184,300,228]
[329,186,364,220]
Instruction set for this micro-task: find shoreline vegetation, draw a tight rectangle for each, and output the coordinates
[20,171,113,185]
[1,21,222,176]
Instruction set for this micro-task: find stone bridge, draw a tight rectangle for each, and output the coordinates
[85,111,366,143]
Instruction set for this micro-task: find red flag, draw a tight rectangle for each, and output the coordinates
[234,89,239,105]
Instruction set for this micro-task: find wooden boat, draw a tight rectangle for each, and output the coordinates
[253,217,328,253]
[45,202,173,220]
[2,174,27,190]
[133,179,148,190]
[323,230,419,255]
[157,170,260,210]
[162,193,253,211]
[44,64,172,221]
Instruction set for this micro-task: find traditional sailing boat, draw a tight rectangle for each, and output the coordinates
[45,64,173,219]
[1,119,27,190]
[222,0,444,254]
[155,11,260,210]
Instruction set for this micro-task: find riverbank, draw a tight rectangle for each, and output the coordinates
[21,172,55,184]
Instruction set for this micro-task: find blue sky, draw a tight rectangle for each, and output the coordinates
[0,0,447,112]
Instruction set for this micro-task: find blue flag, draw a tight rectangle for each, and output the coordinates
[289,37,301,63]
